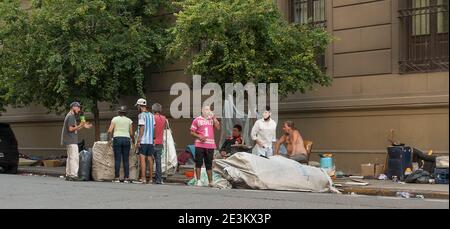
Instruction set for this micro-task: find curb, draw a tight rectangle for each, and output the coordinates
[18,168,65,178]
[17,168,448,199]
[340,186,449,199]
[18,167,189,184]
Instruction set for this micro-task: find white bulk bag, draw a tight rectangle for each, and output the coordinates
[160,127,178,175]
[214,152,339,193]
[92,141,138,181]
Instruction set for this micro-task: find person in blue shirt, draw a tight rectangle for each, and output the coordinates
[135,98,155,184]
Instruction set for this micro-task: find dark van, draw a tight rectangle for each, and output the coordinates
[0,123,19,174]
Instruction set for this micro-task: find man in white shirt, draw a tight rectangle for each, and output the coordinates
[251,106,277,157]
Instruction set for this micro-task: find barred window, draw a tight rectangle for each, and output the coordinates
[290,0,326,27]
[399,0,449,73]
[289,0,327,69]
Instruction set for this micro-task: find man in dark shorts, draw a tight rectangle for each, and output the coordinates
[135,98,156,184]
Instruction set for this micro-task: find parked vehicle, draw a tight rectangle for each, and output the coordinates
[0,123,19,174]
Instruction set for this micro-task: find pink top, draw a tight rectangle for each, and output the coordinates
[154,114,167,145]
[190,116,216,149]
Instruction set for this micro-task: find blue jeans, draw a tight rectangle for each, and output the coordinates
[154,144,163,183]
[113,137,131,178]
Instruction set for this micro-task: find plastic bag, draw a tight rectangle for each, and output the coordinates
[160,128,178,175]
[436,156,449,168]
[187,168,232,189]
[405,169,431,183]
[78,150,92,181]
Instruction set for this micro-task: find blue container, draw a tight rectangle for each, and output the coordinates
[320,157,333,169]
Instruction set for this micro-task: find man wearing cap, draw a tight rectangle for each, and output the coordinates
[135,98,156,184]
[61,102,92,181]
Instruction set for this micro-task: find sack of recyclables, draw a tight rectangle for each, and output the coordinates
[92,141,138,181]
[213,152,339,193]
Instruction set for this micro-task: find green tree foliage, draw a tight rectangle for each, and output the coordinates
[0,0,171,138]
[169,0,332,97]
[0,0,31,113]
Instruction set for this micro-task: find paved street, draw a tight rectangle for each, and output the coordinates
[0,174,448,209]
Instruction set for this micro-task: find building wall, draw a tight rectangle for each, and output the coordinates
[273,0,449,173]
[0,0,448,174]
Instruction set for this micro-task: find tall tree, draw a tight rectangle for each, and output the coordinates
[0,0,32,114]
[0,0,171,139]
[168,0,332,98]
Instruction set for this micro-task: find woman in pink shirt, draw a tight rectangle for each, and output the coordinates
[151,103,167,184]
[190,105,220,187]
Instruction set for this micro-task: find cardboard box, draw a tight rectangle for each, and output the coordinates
[374,164,385,178]
[361,163,384,178]
[43,160,61,167]
[361,164,375,178]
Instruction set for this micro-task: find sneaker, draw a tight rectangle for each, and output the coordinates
[132,180,144,184]
[156,180,164,185]
[196,180,203,187]
[73,177,83,181]
[113,178,120,183]
[65,176,80,181]
[123,178,131,184]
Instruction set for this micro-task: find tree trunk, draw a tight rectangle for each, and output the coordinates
[93,102,100,141]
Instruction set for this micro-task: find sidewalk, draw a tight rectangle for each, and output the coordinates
[18,166,449,199]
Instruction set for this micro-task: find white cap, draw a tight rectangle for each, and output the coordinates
[135,98,147,107]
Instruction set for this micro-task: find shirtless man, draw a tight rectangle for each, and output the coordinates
[274,121,308,163]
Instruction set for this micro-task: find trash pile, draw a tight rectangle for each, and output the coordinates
[19,153,67,167]
[395,192,425,199]
[385,144,449,184]
[333,145,449,188]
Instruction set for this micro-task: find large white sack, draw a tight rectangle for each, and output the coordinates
[213,152,339,193]
[160,129,178,175]
[92,141,138,181]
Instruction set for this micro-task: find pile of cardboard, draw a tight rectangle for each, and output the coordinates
[43,160,61,167]
[360,163,384,179]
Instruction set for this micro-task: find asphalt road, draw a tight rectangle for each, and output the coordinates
[0,174,448,209]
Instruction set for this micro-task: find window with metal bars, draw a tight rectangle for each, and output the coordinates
[289,0,327,69]
[399,0,449,73]
[290,0,326,27]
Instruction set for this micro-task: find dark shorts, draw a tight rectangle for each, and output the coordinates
[139,144,155,157]
[195,147,214,170]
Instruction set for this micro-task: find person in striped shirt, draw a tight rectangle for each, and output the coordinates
[135,98,156,184]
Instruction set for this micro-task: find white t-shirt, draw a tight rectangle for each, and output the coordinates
[251,118,277,148]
